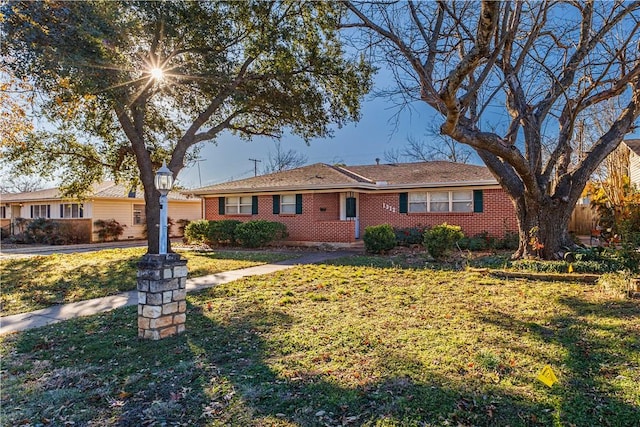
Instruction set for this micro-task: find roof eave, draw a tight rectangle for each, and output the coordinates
[192,179,500,196]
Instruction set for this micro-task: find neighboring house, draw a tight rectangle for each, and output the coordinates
[191,161,518,246]
[623,139,640,187]
[0,182,202,242]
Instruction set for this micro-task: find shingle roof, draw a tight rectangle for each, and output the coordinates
[0,182,198,203]
[624,139,640,155]
[192,161,497,195]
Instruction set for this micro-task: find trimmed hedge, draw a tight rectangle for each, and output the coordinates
[208,219,242,246]
[423,223,464,259]
[235,220,288,248]
[364,224,397,254]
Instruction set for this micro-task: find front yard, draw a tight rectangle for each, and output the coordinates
[1,259,638,426]
[0,248,296,316]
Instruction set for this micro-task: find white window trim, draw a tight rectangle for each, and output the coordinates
[133,204,146,225]
[61,203,83,218]
[280,194,296,214]
[32,204,50,219]
[226,196,253,214]
[408,190,473,213]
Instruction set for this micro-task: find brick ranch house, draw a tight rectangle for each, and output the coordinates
[191,161,519,246]
[0,182,201,243]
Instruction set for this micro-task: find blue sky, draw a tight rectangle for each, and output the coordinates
[177,81,442,189]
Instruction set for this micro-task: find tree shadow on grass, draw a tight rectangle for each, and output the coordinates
[0,254,142,315]
[3,291,638,426]
[476,296,640,427]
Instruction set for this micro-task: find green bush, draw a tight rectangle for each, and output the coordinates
[235,220,288,248]
[495,231,520,250]
[457,231,494,251]
[208,219,242,246]
[363,224,397,254]
[26,218,59,244]
[94,219,125,242]
[423,223,464,259]
[394,226,426,246]
[184,220,211,244]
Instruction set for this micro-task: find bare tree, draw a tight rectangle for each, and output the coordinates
[344,1,640,259]
[0,176,44,194]
[384,126,472,163]
[263,142,308,174]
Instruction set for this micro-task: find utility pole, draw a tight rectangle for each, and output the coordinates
[249,158,262,176]
[194,158,206,187]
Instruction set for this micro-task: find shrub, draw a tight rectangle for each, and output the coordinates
[184,220,211,244]
[94,219,125,242]
[363,224,397,254]
[495,231,520,250]
[176,219,190,236]
[423,223,464,259]
[208,219,242,246]
[235,220,288,248]
[457,231,494,251]
[394,226,426,246]
[25,218,59,244]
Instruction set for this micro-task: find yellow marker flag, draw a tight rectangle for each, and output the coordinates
[537,365,559,387]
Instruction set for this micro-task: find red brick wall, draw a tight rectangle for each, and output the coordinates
[203,188,517,243]
[203,193,354,243]
[359,189,517,238]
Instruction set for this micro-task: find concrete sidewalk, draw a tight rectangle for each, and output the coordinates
[0,251,354,335]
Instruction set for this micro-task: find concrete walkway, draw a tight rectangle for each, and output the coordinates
[0,251,355,335]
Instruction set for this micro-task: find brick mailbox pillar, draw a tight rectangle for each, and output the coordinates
[137,253,188,340]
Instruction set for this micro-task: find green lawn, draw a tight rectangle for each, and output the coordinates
[1,261,638,426]
[0,248,296,316]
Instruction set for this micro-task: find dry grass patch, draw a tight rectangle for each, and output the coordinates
[0,248,295,316]
[1,262,638,426]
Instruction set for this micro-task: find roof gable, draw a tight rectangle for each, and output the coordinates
[624,139,640,155]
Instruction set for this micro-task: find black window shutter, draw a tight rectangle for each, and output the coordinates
[295,194,303,214]
[473,190,484,213]
[218,197,225,215]
[47,205,51,218]
[30,205,33,218]
[80,204,84,218]
[399,193,408,213]
[252,196,258,215]
[273,195,280,214]
[346,197,356,218]
[60,205,64,218]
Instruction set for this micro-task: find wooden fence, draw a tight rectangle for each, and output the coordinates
[569,205,598,235]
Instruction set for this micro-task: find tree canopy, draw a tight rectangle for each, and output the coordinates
[344,0,640,258]
[1,0,372,253]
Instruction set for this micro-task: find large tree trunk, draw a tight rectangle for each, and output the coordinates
[140,174,172,255]
[512,195,576,259]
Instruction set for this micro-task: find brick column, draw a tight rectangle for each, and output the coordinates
[137,253,188,340]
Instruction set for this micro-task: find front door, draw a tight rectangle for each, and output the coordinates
[341,192,359,239]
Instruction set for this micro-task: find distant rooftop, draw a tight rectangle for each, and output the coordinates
[0,181,198,203]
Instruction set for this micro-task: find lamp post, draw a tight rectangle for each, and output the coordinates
[154,160,174,255]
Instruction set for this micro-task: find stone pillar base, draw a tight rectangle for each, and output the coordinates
[137,253,188,340]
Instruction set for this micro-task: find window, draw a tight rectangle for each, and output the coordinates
[31,204,50,218]
[226,196,253,214]
[0,206,5,219]
[406,191,474,213]
[61,203,83,218]
[133,204,145,225]
[408,192,427,213]
[452,191,473,212]
[280,194,297,214]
